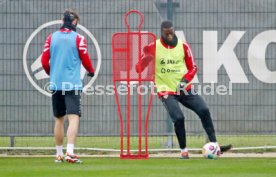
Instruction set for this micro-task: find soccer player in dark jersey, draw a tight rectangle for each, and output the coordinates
[41,9,95,163]
[136,21,232,159]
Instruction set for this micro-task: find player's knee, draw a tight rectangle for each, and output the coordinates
[170,110,185,123]
[197,107,210,118]
[174,114,184,123]
[174,118,184,128]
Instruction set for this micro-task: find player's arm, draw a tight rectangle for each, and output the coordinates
[41,34,52,75]
[182,42,198,83]
[135,43,155,73]
[76,34,95,77]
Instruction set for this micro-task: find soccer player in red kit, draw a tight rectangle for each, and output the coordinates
[41,9,94,163]
[136,21,232,159]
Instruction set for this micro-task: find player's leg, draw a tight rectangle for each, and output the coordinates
[52,91,66,162]
[67,114,79,153]
[179,89,232,153]
[64,90,82,163]
[160,95,189,159]
[54,117,65,162]
[54,117,65,145]
[179,90,217,142]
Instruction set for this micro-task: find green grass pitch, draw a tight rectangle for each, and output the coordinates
[0,157,275,177]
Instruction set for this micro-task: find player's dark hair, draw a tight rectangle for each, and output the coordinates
[161,20,173,30]
[61,9,79,31]
[63,9,79,22]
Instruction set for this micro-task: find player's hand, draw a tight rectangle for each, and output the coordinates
[87,72,94,77]
[179,78,189,89]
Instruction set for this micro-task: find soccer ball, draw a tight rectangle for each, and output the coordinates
[202,142,221,159]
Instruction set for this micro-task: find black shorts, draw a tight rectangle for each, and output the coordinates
[52,90,81,118]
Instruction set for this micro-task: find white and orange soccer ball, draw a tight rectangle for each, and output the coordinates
[202,142,221,159]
